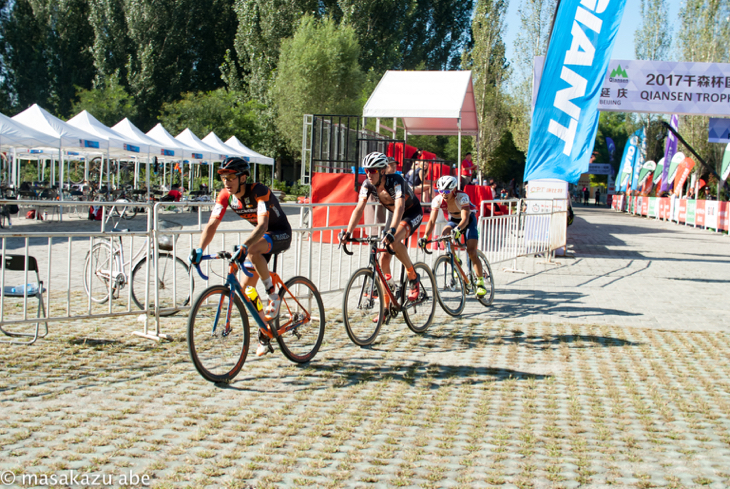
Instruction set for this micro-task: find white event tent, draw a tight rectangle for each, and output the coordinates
[225,136,274,183]
[12,104,107,199]
[362,70,479,187]
[112,118,169,198]
[68,110,152,188]
[176,128,228,190]
[202,132,243,159]
[0,112,60,187]
[147,123,210,190]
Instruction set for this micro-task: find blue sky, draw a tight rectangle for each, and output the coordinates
[503,0,683,64]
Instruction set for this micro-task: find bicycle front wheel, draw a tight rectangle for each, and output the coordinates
[470,250,495,307]
[275,276,325,363]
[117,198,137,220]
[187,285,250,383]
[343,268,383,346]
[433,254,466,316]
[83,243,116,303]
[131,253,191,316]
[402,262,437,334]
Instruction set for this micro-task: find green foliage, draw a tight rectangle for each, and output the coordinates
[466,0,511,175]
[0,0,95,117]
[273,15,364,151]
[158,89,264,148]
[271,179,290,193]
[289,182,310,196]
[72,72,138,126]
[486,131,525,184]
[635,0,672,60]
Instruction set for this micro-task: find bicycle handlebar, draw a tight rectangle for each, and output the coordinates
[193,248,254,281]
[339,235,395,256]
[420,234,457,255]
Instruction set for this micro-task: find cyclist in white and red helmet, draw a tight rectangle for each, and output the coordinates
[419,175,488,298]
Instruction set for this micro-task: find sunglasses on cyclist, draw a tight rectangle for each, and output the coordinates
[219,173,239,182]
[365,168,380,175]
[438,189,452,195]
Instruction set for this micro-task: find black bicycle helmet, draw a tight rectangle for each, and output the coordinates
[218,156,250,176]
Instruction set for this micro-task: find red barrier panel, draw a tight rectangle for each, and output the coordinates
[720,202,729,231]
[463,185,497,216]
[641,198,648,216]
[658,197,670,219]
[695,200,706,227]
[677,199,687,223]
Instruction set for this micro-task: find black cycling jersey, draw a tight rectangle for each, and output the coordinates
[358,174,417,212]
[212,184,291,233]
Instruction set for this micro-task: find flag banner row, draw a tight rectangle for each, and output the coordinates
[611,196,729,231]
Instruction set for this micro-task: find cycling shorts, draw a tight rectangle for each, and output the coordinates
[262,230,292,263]
[447,212,478,243]
[387,201,423,239]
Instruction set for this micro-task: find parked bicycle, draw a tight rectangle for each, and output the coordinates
[423,234,494,316]
[187,248,325,383]
[83,220,191,316]
[339,235,436,346]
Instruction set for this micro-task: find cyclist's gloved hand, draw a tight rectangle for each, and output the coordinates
[233,244,248,262]
[452,227,462,242]
[383,227,396,244]
[188,248,203,266]
[338,230,351,243]
[417,237,427,249]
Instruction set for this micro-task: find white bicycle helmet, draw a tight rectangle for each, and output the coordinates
[436,175,458,192]
[362,152,389,170]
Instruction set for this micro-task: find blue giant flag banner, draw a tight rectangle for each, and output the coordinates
[524,0,628,183]
[616,128,641,192]
[660,114,679,192]
[631,127,646,192]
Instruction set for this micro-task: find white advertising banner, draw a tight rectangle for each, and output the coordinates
[526,179,569,213]
[705,201,719,229]
[534,57,730,117]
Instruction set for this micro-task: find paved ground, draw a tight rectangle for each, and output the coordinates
[1,205,730,488]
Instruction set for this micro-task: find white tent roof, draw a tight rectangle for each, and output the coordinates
[175,128,223,161]
[225,136,274,165]
[362,71,479,136]
[112,118,167,156]
[202,132,245,159]
[147,123,206,161]
[0,112,60,149]
[12,104,108,150]
[68,110,151,157]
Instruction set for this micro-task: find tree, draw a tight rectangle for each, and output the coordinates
[464,0,510,175]
[88,0,130,84]
[509,0,558,152]
[488,131,526,184]
[158,89,263,149]
[0,0,94,117]
[71,72,138,127]
[676,0,730,173]
[272,15,364,151]
[634,0,672,61]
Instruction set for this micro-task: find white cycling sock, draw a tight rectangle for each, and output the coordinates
[262,277,273,292]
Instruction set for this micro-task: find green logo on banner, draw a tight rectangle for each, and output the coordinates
[610,65,628,78]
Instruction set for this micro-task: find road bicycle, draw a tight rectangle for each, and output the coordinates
[187,248,325,383]
[422,234,494,316]
[340,235,436,346]
[83,221,191,316]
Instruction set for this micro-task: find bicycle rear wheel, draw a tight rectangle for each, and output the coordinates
[131,253,191,316]
[275,276,325,363]
[433,254,466,316]
[187,285,249,383]
[116,198,137,220]
[83,242,116,303]
[402,262,436,334]
[343,268,383,346]
[470,250,495,307]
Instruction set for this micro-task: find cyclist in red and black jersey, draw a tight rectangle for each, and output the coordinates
[339,152,424,306]
[188,157,291,356]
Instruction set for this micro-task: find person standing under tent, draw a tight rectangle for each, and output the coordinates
[595,187,601,206]
[460,152,474,188]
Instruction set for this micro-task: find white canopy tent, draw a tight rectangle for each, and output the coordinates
[176,128,229,191]
[0,113,60,187]
[224,136,274,184]
[68,110,153,189]
[202,132,244,158]
[12,104,107,199]
[148,124,210,190]
[362,70,479,187]
[112,118,169,200]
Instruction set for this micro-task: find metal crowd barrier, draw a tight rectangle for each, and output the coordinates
[1,197,569,344]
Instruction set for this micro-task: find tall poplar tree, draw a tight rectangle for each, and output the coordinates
[634,0,672,61]
[676,0,730,172]
[509,0,557,153]
[465,0,510,174]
